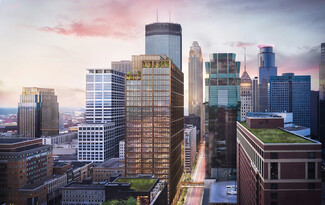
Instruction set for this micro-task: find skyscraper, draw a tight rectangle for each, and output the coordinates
[188,41,203,116]
[85,69,125,157]
[258,45,277,112]
[319,43,325,152]
[125,56,184,204]
[252,77,259,112]
[111,60,132,74]
[18,87,59,138]
[145,22,182,70]
[205,53,240,179]
[240,71,253,121]
[269,73,311,128]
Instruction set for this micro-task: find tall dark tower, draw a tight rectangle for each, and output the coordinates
[145,22,182,71]
[319,43,325,152]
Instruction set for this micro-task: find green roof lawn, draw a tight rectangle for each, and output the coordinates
[114,178,157,191]
[240,122,313,144]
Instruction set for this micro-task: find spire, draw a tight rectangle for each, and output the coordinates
[244,47,247,72]
[156,9,159,22]
[169,11,171,22]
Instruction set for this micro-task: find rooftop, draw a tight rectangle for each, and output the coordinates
[113,177,157,191]
[94,158,124,169]
[0,138,34,144]
[240,122,314,144]
[64,182,105,190]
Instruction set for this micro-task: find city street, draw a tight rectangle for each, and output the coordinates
[184,141,206,205]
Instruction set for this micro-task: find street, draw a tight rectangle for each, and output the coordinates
[184,141,206,205]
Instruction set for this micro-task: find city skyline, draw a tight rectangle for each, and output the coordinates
[0,0,324,107]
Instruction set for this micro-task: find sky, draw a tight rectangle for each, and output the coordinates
[0,0,324,109]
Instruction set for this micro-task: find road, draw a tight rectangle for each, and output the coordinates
[184,141,206,205]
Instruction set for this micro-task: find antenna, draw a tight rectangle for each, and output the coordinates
[169,11,171,22]
[156,9,158,22]
[244,47,247,72]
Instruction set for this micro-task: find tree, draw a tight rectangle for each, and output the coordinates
[126,197,137,205]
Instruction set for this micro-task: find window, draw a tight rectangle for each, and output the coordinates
[271,183,277,189]
[270,152,278,159]
[271,163,278,180]
[308,162,315,179]
[271,193,277,199]
[308,183,315,189]
[218,78,227,85]
[308,152,315,159]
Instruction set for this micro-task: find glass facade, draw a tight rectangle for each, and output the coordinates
[269,73,311,128]
[205,53,240,179]
[320,43,325,152]
[145,23,182,71]
[258,46,277,112]
[18,87,59,138]
[85,69,125,158]
[125,59,184,204]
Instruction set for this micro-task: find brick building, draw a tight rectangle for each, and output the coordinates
[237,117,321,205]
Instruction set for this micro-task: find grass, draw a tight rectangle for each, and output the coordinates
[240,122,313,144]
[114,178,157,191]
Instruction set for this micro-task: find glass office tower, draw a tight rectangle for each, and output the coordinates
[18,87,59,138]
[145,22,182,71]
[85,69,125,158]
[269,73,311,128]
[258,45,277,112]
[125,57,184,204]
[205,53,240,179]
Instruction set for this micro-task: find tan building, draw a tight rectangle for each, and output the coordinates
[93,158,125,183]
[240,70,253,121]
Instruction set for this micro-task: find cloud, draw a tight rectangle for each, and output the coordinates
[225,41,255,48]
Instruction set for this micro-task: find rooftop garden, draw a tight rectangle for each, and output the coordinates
[114,178,157,191]
[240,122,314,144]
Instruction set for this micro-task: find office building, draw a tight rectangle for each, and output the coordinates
[310,91,319,138]
[125,56,184,204]
[145,22,182,70]
[237,117,321,205]
[132,55,167,72]
[106,176,168,205]
[269,73,311,128]
[184,125,197,173]
[252,77,259,112]
[86,68,125,157]
[205,53,240,179]
[78,123,116,163]
[93,158,125,183]
[62,183,106,205]
[240,70,253,121]
[0,138,53,204]
[320,43,325,151]
[188,41,203,115]
[119,140,125,159]
[18,87,59,138]
[111,60,132,74]
[258,45,277,112]
[184,114,201,149]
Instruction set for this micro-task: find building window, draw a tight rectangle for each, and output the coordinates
[308,152,315,159]
[271,202,277,205]
[308,162,315,179]
[270,152,278,159]
[271,163,278,180]
[308,183,315,189]
[271,183,277,189]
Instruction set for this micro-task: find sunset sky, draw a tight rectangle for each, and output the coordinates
[0,0,324,108]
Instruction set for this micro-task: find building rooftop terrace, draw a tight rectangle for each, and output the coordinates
[113,177,157,191]
[240,122,314,144]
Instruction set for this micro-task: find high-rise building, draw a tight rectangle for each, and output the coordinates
[0,138,53,204]
[184,114,201,149]
[258,45,277,112]
[240,71,253,121]
[310,91,319,138]
[269,73,311,128]
[145,22,182,70]
[111,60,132,74]
[320,43,325,149]
[205,53,240,179]
[252,77,259,112]
[85,69,125,157]
[78,123,115,163]
[184,125,197,173]
[18,87,59,138]
[237,117,321,205]
[125,56,184,204]
[188,41,203,115]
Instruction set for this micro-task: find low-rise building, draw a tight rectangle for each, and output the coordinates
[93,158,125,183]
[62,182,106,205]
[237,116,321,205]
[41,132,77,145]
